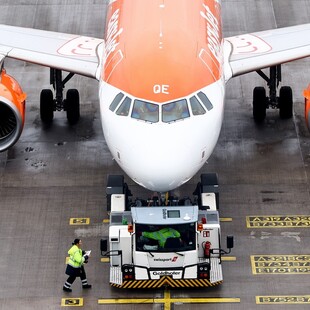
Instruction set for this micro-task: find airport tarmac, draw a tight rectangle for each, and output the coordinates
[0,0,309,309]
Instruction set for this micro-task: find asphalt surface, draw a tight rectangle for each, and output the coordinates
[0,0,309,309]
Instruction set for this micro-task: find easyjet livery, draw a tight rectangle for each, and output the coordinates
[0,0,310,192]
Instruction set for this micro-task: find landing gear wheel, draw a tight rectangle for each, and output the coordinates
[65,89,80,125]
[279,86,293,119]
[40,89,54,124]
[253,87,267,122]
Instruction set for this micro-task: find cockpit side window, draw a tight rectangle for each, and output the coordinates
[131,100,159,123]
[189,96,206,115]
[109,93,125,111]
[162,99,190,123]
[197,91,213,111]
[116,97,131,116]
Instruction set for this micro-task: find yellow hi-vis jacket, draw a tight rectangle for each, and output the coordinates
[68,245,85,268]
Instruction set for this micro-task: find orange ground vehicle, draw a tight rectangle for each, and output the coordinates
[304,85,310,131]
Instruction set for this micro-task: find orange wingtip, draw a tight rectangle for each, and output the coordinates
[304,85,310,99]
[19,92,27,102]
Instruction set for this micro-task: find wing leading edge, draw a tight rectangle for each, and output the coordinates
[0,23,309,82]
[0,25,103,79]
[224,23,310,80]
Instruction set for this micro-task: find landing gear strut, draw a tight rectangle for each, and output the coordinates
[253,65,293,122]
[40,69,80,125]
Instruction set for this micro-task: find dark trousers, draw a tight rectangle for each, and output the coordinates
[66,268,86,284]
[64,266,88,288]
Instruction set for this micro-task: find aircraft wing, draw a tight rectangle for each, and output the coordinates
[224,23,310,79]
[0,25,103,79]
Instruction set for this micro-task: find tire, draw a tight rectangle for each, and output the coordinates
[40,89,54,124]
[279,86,293,119]
[65,89,80,125]
[253,87,267,122]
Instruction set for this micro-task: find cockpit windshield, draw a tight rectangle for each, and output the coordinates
[162,99,190,123]
[135,223,196,252]
[131,99,159,123]
[109,91,213,123]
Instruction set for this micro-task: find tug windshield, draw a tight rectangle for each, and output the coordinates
[135,223,196,252]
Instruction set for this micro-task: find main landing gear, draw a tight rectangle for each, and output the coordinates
[40,69,80,125]
[253,65,293,122]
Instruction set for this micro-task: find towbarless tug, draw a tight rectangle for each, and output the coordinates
[101,173,233,289]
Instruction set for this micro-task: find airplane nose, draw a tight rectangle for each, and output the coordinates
[124,135,206,192]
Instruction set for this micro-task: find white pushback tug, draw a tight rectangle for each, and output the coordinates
[101,173,233,289]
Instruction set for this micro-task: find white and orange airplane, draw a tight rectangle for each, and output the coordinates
[0,0,310,192]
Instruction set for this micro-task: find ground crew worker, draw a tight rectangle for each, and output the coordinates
[63,239,91,292]
[142,227,181,248]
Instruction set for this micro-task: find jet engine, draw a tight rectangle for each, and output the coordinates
[304,85,310,132]
[0,69,26,152]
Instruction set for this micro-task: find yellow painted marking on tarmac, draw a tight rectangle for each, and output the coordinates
[98,298,155,304]
[246,215,310,228]
[98,289,240,308]
[220,217,232,222]
[163,289,170,310]
[61,298,83,307]
[256,295,310,304]
[222,256,236,261]
[102,219,110,223]
[69,218,90,225]
[251,255,310,275]
[101,257,110,263]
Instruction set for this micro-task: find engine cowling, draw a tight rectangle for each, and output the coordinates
[0,69,26,152]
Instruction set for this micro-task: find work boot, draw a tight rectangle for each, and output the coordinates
[82,284,92,289]
[63,286,72,292]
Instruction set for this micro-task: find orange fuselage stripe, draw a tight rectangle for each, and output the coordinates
[103,0,222,103]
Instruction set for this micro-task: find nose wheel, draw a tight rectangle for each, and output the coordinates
[40,68,80,125]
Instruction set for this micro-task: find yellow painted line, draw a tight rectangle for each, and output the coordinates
[98,288,240,308]
[98,298,240,309]
[101,257,110,263]
[98,299,155,304]
[69,218,90,225]
[246,215,310,228]
[256,295,310,304]
[165,298,240,303]
[222,256,236,261]
[251,255,310,275]
[61,298,83,307]
[102,219,110,223]
[164,289,171,310]
[220,218,232,222]
[98,297,240,305]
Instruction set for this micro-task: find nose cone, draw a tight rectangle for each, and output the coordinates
[120,123,211,192]
[128,147,198,192]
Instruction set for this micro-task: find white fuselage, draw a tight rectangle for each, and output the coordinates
[98,0,225,192]
[99,79,225,192]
